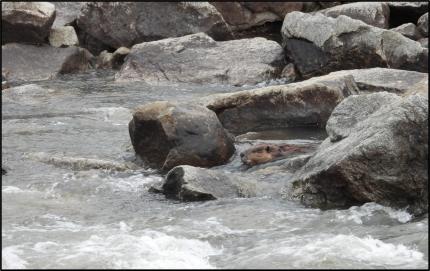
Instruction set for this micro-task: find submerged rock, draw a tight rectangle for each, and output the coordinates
[281,12,428,79]
[49,26,79,47]
[25,152,138,171]
[76,2,233,51]
[317,2,390,28]
[116,33,284,86]
[129,101,235,171]
[2,43,92,82]
[327,68,428,94]
[289,92,428,216]
[202,73,359,134]
[2,2,56,44]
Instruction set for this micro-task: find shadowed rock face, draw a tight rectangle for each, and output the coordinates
[76,2,233,51]
[2,43,92,82]
[210,2,303,31]
[115,33,284,86]
[289,92,428,216]
[129,101,235,171]
[281,12,428,79]
[202,73,359,135]
[2,2,56,44]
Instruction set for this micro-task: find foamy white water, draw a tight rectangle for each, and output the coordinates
[2,71,427,269]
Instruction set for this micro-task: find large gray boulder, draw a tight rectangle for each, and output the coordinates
[417,12,428,37]
[281,12,428,79]
[76,2,233,51]
[289,92,428,216]
[2,2,56,44]
[327,68,428,94]
[202,73,359,135]
[116,33,284,86]
[129,101,235,171]
[210,2,303,31]
[317,2,390,28]
[2,43,92,82]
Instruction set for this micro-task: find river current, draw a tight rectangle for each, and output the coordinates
[2,71,428,269]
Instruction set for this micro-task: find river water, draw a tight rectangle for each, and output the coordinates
[2,71,428,269]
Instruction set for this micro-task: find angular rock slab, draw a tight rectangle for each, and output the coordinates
[317,2,390,28]
[76,2,233,50]
[289,92,428,216]
[116,33,284,86]
[2,2,56,44]
[129,101,235,171]
[2,43,92,82]
[281,12,428,79]
[51,2,85,27]
[327,68,428,94]
[202,73,359,135]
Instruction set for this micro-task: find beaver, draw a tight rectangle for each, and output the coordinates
[240,143,310,166]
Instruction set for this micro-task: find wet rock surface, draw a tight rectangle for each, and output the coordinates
[129,101,235,171]
[116,33,284,86]
[289,92,428,216]
[2,43,92,82]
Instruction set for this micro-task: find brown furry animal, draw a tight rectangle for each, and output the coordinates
[240,143,308,166]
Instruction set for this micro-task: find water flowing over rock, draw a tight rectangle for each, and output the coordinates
[162,166,242,201]
[76,2,233,52]
[129,101,235,171]
[49,26,79,47]
[327,68,428,94]
[2,43,92,82]
[281,12,428,79]
[2,2,56,44]
[390,23,421,40]
[210,2,303,31]
[417,12,428,37]
[116,33,284,86]
[202,73,359,135]
[289,92,428,216]
[317,2,390,28]
[25,152,138,171]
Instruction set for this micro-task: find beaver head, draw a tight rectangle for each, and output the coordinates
[240,144,284,166]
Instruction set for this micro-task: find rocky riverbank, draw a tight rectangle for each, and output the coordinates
[2,1,428,219]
